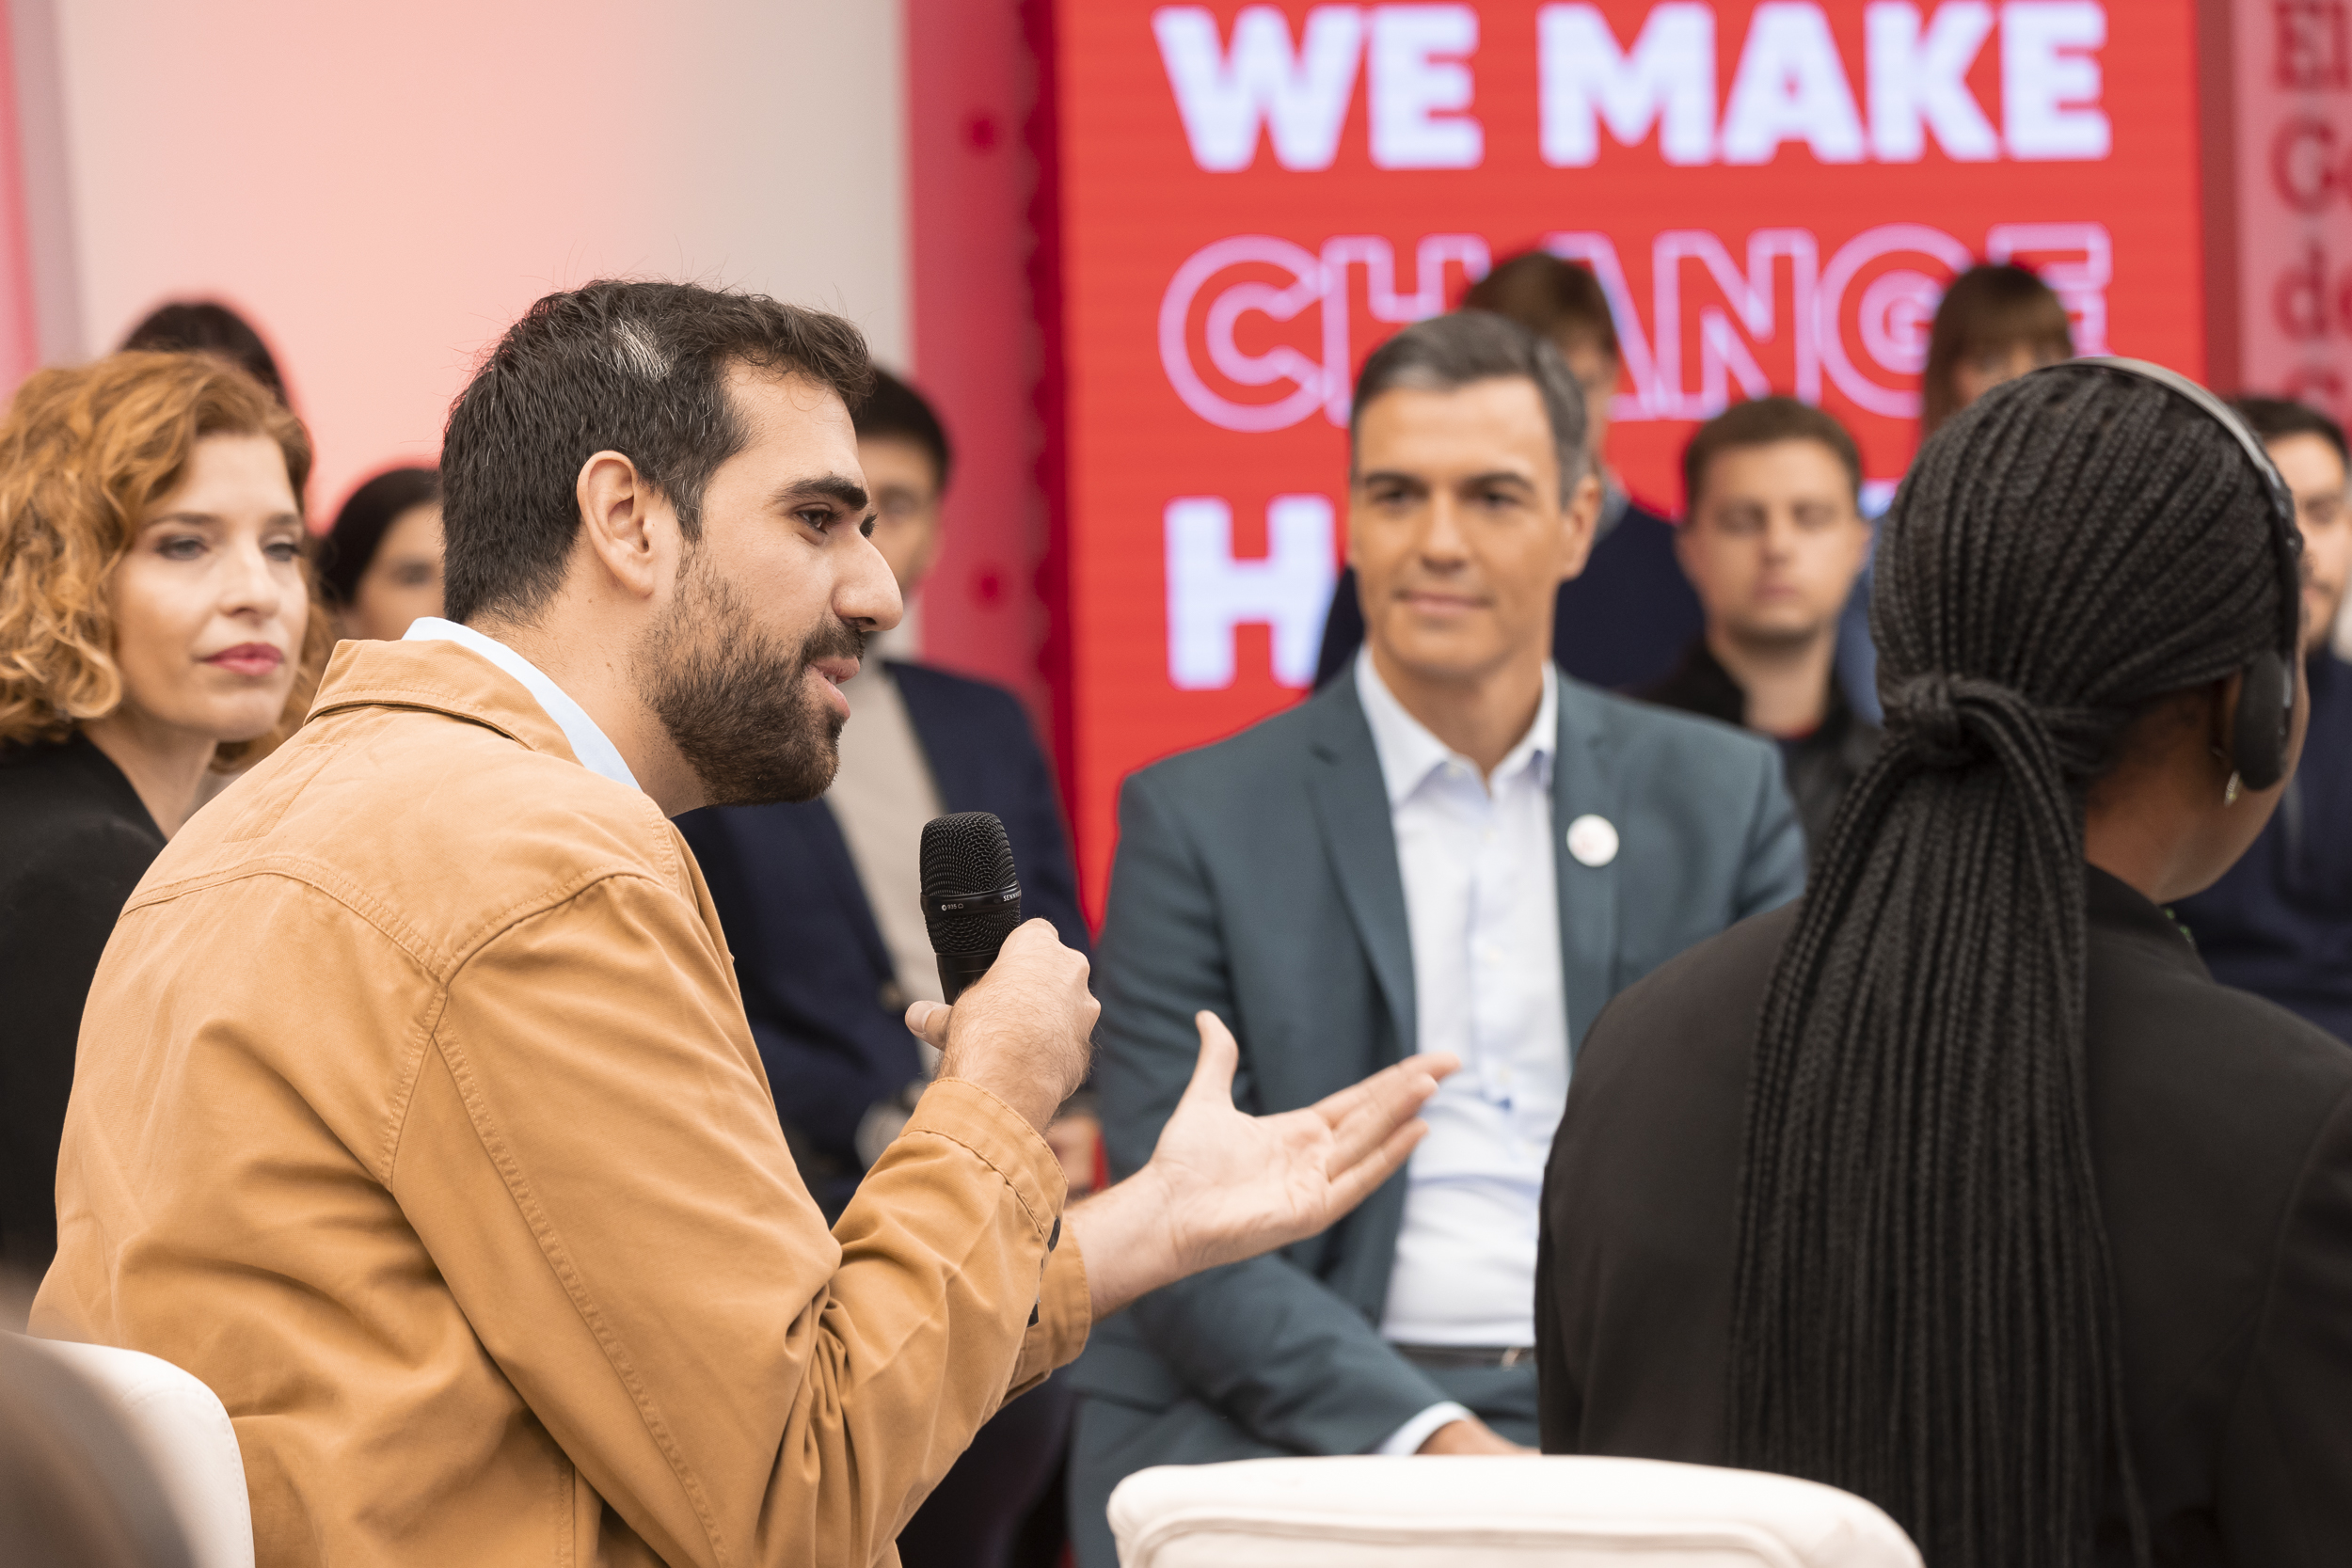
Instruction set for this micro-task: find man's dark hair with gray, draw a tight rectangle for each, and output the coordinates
[1349,311,1588,499]
[440,280,873,626]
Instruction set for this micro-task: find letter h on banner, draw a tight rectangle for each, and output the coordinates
[1165,495,1338,689]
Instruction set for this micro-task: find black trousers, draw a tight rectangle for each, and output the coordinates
[899,1375,1077,1568]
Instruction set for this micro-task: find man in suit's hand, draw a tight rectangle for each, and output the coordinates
[909,1004,1454,1318]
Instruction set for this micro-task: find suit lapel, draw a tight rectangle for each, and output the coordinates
[884,661,968,812]
[803,800,896,983]
[1552,675,1619,1061]
[1303,673,1417,1063]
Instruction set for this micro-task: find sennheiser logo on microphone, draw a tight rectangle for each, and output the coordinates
[927,885,1022,915]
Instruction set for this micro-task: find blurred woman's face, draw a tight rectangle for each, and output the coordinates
[343,502,444,641]
[108,433,308,743]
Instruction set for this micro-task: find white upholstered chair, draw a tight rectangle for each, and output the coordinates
[1107,1454,1921,1568]
[19,1336,255,1568]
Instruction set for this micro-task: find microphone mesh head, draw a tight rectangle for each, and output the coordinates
[920,812,1023,955]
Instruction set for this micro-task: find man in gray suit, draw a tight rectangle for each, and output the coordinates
[1066,312,1807,1563]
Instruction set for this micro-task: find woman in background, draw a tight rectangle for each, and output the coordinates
[1919,262,2075,436]
[321,467,442,641]
[0,354,325,1279]
[1539,364,2352,1564]
[119,299,287,406]
[1837,262,2077,718]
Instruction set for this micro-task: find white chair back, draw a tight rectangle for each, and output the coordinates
[20,1336,255,1568]
[1108,1454,1921,1568]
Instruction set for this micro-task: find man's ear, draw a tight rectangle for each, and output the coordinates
[575,451,672,602]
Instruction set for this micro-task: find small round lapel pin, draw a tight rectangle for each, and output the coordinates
[1565,814,1619,868]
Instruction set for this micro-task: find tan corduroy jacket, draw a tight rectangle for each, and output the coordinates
[32,638,1091,1568]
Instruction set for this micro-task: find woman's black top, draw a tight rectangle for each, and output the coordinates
[0,734,165,1275]
[1537,868,2352,1566]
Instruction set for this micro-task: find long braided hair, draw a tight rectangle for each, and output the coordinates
[1723,365,2299,1566]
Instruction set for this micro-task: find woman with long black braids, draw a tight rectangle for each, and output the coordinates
[1535,361,2352,1566]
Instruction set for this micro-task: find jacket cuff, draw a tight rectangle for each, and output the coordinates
[902,1078,1069,1248]
[1008,1231,1093,1397]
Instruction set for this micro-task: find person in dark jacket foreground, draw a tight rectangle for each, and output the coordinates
[1539,362,2352,1566]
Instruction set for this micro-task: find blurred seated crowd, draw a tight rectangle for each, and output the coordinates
[4,250,2351,1567]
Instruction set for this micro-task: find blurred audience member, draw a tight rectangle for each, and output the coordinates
[675,368,1089,1568]
[1833,260,2079,722]
[2176,397,2352,1040]
[1920,263,2076,438]
[1640,399,1880,859]
[0,354,325,1275]
[0,1333,196,1568]
[1316,251,1704,691]
[119,300,288,405]
[322,467,444,641]
[1067,312,1804,1568]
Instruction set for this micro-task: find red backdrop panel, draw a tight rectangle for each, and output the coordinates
[1041,0,2202,918]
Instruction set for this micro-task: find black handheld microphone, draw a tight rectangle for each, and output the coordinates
[919,812,1024,1003]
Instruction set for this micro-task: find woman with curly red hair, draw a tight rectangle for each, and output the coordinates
[0,352,326,1278]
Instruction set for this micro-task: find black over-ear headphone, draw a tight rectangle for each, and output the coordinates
[2070,357,2305,791]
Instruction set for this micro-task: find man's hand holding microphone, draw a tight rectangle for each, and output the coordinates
[905,814,1455,1317]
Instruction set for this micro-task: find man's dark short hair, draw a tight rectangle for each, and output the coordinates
[1459,251,1620,362]
[439,280,873,625]
[1681,396,1864,515]
[2232,395,2350,470]
[1351,311,1588,499]
[852,368,954,495]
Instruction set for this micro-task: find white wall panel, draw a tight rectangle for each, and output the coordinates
[47,0,907,517]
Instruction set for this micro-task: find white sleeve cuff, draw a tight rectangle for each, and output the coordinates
[1374,1401,1474,1455]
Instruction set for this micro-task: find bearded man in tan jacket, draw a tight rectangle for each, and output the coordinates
[32,281,1452,1568]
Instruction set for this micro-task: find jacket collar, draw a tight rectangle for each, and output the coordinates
[307,637,586,770]
[399,619,640,791]
[2090,865,2210,978]
[1353,646,1556,808]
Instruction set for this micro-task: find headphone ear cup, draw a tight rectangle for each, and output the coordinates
[2233,651,2293,792]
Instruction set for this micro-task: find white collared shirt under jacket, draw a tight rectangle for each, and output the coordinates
[1353,648,1571,1452]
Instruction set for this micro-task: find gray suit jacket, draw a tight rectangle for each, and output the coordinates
[1067,666,1805,1458]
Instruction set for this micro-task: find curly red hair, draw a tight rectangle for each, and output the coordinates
[0,352,328,767]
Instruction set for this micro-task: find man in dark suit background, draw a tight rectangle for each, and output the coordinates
[1067,313,1806,1566]
[2175,397,2352,1040]
[676,370,1089,1568]
[1315,251,1703,692]
[1638,398,1882,860]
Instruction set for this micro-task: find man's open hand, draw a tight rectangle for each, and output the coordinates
[1067,1013,1455,1316]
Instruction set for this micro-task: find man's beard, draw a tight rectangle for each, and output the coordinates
[636,555,866,808]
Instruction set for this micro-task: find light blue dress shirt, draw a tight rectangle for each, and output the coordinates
[1354,647,1568,1452]
[401,618,642,794]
